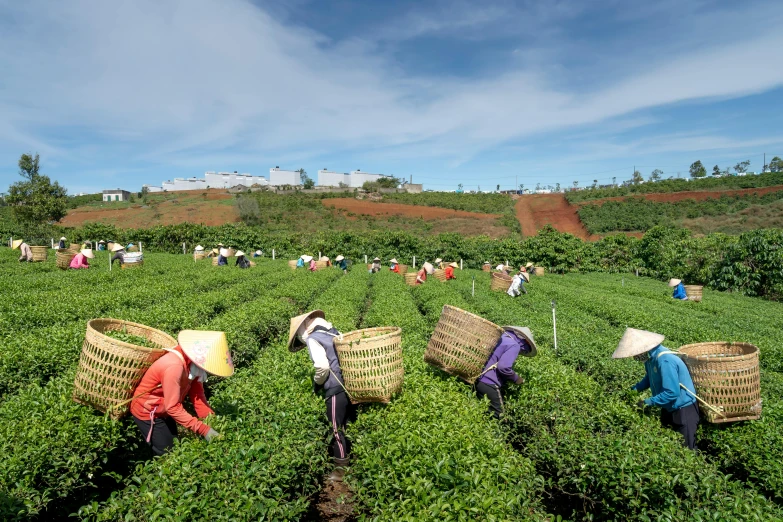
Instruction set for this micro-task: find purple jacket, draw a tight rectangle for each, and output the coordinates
[478,331,529,387]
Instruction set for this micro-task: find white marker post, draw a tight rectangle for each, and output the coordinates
[319,251,322,259]
[551,300,558,352]
[272,249,275,260]
[51,238,54,249]
[413,256,416,268]
[460,259,463,270]
[109,249,112,272]
[139,242,143,253]
[364,255,368,264]
[472,275,475,297]
[183,243,186,255]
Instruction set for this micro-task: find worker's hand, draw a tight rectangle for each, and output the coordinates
[514,376,525,385]
[636,399,647,410]
[204,428,221,442]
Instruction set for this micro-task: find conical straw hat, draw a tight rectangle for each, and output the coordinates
[235,250,245,257]
[449,262,458,268]
[194,245,204,251]
[81,248,95,259]
[219,248,229,257]
[302,255,313,263]
[320,256,330,261]
[668,278,681,287]
[520,272,530,283]
[288,310,325,352]
[525,262,534,268]
[612,328,665,359]
[12,239,24,249]
[373,257,380,262]
[60,236,67,241]
[483,261,490,265]
[434,258,442,263]
[423,262,434,274]
[503,326,537,357]
[178,330,234,377]
[389,258,398,264]
[335,255,344,261]
[111,243,125,252]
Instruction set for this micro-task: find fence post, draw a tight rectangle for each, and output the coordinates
[413,256,416,268]
[364,255,368,264]
[51,238,54,249]
[472,275,475,297]
[460,259,463,270]
[272,249,275,260]
[182,243,186,255]
[139,241,143,253]
[552,300,558,352]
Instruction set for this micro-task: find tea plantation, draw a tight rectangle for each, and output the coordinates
[1,249,781,521]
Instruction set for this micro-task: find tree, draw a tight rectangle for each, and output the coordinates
[649,169,663,182]
[573,181,579,189]
[689,160,707,178]
[592,179,598,189]
[519,183,524,193]
[734,160,751,174]
[712,165,721,176]
[6,153,68,223]
[535,183,541,191]
[555,182,560,192]
[298,168,315,189]
[769,156,783,172]
[612,176,617,186]
[496,184,500,192]
[632,170,644,184]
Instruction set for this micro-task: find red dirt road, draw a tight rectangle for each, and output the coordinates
[515,194,596,240]
[573,185,783,206]
[323,198,503,220]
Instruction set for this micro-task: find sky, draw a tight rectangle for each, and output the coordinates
[1,0,782,194]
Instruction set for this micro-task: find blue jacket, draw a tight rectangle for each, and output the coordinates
[633,345,696,412]
[338,259,348,271]
[296,258,305,268]
[672,283,687,300]
[217,255,228,266]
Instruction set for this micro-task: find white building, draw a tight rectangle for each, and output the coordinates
[143,185,163,193]
[205,171,268,188]
[316,168,389,188]
[103,189,131,202]
[161,178,208,192]
[269,167,301,186]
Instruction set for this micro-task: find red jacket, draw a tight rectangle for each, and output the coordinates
[391,265,400,273]
[415,268,427,285]
[445,266,456,280]
[130,346,214,436]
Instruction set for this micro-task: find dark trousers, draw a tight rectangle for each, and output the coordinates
[133,415,178,456]
[325,392,353,464]
[661,403,699,450]
[475,382,504,419]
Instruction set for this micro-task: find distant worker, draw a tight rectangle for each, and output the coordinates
[445,262,458,280]
[297,255,306,268]
[669,279,687,300]
[507,270,529,297]
[389,258,400,273]
[482,261,491,271]
[309,256,317,271]
[289,310,355,481]
[253,250,262,258]
[217,248,229,266]
[130,330,233,456]
[320,256,332,267]
[111,243,126,266]
[416,262,434,285]
[235,251,251,269]
[613,328,699,450]
[97,240,106,251]
[335,255,348,273]
[207,248,219,258]
[58,236,67,249]
[70,248,94,269]
[194,245,205,254]
[434,258,443,270]
[12,239,32,262]
[476,326,537,418]
[370,257,381,273]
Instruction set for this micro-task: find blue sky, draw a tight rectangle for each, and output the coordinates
[1,0,782,194]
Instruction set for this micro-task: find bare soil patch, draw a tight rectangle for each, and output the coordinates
[515,194,596,240]
[574,185,783,206]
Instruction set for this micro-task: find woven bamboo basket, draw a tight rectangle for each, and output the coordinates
[685,285,703,302]
[490,272,513,292]
[397,264,409,275]
[288,260,298,270]
[433,269,448,282]
[314,260,330,270]
[533,266,545,276]
[73,318,177,419]
[482,264,491,272]
[56,249,77,270]
[678,342,761,423]
[334,327,403,404]
[193,251,207,261]
[30,246,48,262]
[69,243,81,251]
[121,260,144,269]
[212,256,220,266]
[127,245,139,252]
[225,248,237,257]
[424,305,504,383]
[404,272,418,286]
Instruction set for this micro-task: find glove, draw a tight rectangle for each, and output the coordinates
[514,376,525,385]
[636,399,647,410]
[204,428,221,442]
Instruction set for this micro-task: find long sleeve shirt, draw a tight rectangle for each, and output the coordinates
[297,258,305,268]
[672,283,687,300]
[217,255,227,266]
[391,264,400,273]
[416,268,427,285]
[445,267,456,280]
[69,253,90,269]
[19,243,33,261]
[236,256,250,268]
[58,240,66,249]
[479,332,529,387]
[130,347,214,436]
[309,260,317,271]
[338,259,348,271]
[306,337,331,385]
[633,345,697,412]
[111,252,124,265]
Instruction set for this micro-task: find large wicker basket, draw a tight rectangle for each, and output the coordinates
[678,342,761,423]
[433,269,447,282]
[73,318,177,419]
[212,256,220,266]
[424,305,504,383]
[314,260,330,270]
[404,272,418,286]
[193,251,207,261]
[533,266,545,276]
[288,259,298,270]
[56,249,77,270]
[490,272,513,292]
[121,260,144,269]
[685,285,703,302]
[30,246,48,262]
[127,245,139,252]
[69,243,81,252]
[397,264,409,275]
[225,248,237,257]
[334,327,403,404]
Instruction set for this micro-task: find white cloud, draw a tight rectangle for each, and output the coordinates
[0,0,782,187]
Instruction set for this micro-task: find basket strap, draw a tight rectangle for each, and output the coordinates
[329,369,352,401]
[679,384,725,418]
[105,349,180,416]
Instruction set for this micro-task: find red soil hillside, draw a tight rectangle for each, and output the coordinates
[515,194,596,240]
[572,185,783,206]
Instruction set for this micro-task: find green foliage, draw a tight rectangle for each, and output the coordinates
[67,193,102,209]
[6,153,68,224]
[382,192,513,214]
[578,191,783,233]
[690,160,707,178]
[565,171,783,203]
